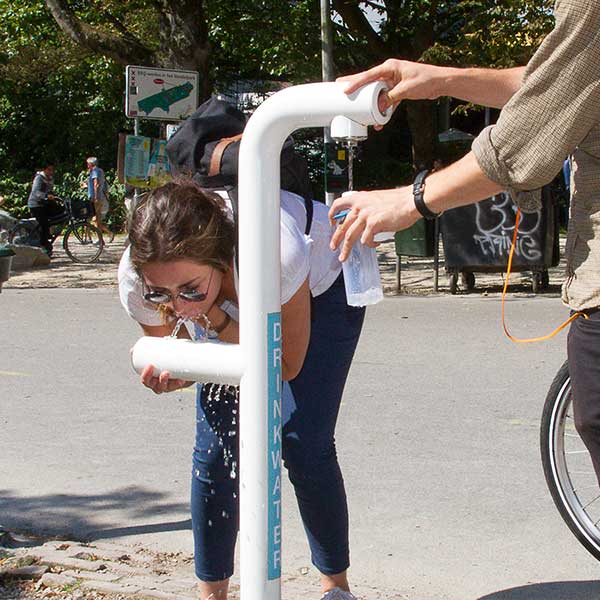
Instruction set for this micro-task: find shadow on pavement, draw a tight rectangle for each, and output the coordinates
[0,486,189,541]
[478,580,600,600]
[88,518,192,540]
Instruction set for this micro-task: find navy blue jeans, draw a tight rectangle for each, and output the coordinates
[191,274,365,581]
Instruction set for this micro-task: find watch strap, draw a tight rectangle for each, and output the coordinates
[413,170,440,220]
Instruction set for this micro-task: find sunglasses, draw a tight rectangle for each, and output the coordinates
[142,268,214,305]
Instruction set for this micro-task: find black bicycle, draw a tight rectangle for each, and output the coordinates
[541,360,600,560]
[8,196,105,263]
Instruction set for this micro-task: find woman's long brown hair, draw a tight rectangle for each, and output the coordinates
[128,180,236,274]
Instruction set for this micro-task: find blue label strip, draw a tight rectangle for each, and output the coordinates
[267,312,282,580]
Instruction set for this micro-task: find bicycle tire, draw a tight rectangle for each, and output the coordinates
[540,360,600,560]
[63,221,104,263]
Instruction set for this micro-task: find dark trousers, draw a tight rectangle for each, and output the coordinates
[568,310,600,481]
[190,274,365,581]
[30,202,62,254]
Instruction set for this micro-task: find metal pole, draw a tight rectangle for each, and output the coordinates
[433,217,440,293]
[133,118,140,210]
[321,0,336,206]
[320,0,334,84]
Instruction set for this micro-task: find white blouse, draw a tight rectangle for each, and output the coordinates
[118,190,342,326]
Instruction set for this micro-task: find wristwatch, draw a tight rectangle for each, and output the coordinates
[413,170,442,220]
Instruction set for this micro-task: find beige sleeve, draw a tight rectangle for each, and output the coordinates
[472,0,600,209]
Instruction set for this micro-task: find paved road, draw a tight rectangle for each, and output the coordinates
[1,289,599,599]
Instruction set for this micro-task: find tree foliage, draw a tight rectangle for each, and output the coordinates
[0,0,556,201]
[332,0,555,168]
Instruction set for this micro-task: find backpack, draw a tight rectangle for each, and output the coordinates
[165,96,314,235]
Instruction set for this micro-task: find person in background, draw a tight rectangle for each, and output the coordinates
[85,157,111,240]
[27,160,61,256]
[329,0,600,486]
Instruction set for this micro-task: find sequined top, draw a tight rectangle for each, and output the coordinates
[472,0,600,310]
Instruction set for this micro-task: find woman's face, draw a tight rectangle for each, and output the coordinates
[141,259,223,320]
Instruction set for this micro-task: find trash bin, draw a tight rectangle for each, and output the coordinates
[0,246,15,293]
[395,219,435,257]
[440,186,559,294]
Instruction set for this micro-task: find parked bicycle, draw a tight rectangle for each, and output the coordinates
[7,196,108,263]
[541,360,600,560]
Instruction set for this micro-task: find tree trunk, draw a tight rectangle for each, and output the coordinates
[405,100,437,171]
[46,0,212,99]
[155,0,212,99]
[45,0,153,66]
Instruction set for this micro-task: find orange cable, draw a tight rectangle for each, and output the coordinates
[502,208,586,343]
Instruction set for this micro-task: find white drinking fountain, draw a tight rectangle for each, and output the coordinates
[131,80,390,600]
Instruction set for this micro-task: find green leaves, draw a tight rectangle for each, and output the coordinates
[0,0,557,186]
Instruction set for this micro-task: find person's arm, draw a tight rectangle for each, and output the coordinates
[280,278,311,381]
[92,177,99,201]
[338,60,525,111]
[330,152,502,260]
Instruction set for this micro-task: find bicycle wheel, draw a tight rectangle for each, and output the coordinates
[540,360,600,560]
[63,222,104,263]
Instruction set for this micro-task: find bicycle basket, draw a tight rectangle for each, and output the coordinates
[66,198,94,219]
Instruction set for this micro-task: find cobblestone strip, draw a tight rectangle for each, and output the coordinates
[1,538,199,600]
[1,536,408,599]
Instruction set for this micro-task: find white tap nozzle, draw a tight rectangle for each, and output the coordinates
[330,115,369,142]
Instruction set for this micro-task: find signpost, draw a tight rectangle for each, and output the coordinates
[123,65,199,209]
[126,65,200,121]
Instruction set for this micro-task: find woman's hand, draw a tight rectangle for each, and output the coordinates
[140,364,192,394]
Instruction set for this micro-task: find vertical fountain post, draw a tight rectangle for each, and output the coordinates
[237,80,389,600]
